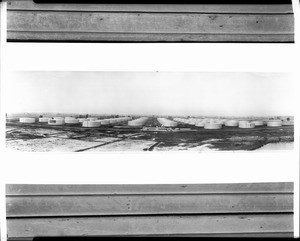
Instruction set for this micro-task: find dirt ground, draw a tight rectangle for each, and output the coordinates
[6,122,294,152]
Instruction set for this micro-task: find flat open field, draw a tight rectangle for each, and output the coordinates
[6,117,294,152]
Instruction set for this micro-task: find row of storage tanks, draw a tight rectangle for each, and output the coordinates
[18,116,152,128]
[173,117,290,129]
[19,116,133,127]
[157,118,178,127]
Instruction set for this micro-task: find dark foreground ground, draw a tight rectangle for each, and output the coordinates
[5,118,294,152]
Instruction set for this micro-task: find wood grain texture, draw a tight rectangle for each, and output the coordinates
[6,183,294,238]
[6,32,294,42]
[7,2,294,13]
[7,214,293,237]
[6,2,294,42]
[6,183,294,196]
[7,12,294,34]
[6,194,293,217]
[5,233,295,239]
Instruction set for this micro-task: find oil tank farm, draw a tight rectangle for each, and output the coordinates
[82,116,132,127]
[157,118,178,127]
[39,117,51,123]
[204,122,222,130]
[225,120,239,127]
[78,118,87,123]
[238,121,255,129]
[82,120,101,128]
[97,119,110,126]
[251,120,265,126]
[19,117,35,123]
[97,117,132,126]
[173,117,189,124]
[65,117,79,124]
[48,118,65,125]
[267,120,282,127]
[86,118,98,121]
[128,117,149,127]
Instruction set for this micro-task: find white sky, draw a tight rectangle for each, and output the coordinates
[5,71,295,116]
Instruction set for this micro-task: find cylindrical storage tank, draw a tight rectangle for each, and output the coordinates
[53,117,64,122]
[78,118,87,123]
[238,121,255,129]
[48,119,65,125]
[251,120,264,126]
[19,117,36,123]
[109,119,119,124]
[225,120,238,127]
[157,118,178,127]
[82,121,101,128]
[98,119,110,125]
[128,121,142,127]
[128,117,148,127]
[65,117,74,121]
[65,118,79,124]
[267,120,282,127]
[39,117,50,123]
[6,117,19,122]
[204,123,222,129]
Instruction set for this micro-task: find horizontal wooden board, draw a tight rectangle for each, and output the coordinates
[7,2,294,13]
[7,32,294,42]
[6,232,295,240]
[7,214,293,237]
[7,11,294,34]
[6,193,293,217]
[6,183,294,196]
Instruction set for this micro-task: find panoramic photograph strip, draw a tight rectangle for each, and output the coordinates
[4,71,295,152]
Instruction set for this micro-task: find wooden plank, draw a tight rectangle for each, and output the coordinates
[7,32,294,42]
[7,2,294,14]
[6,183,294,196]
[7,12,294,34]
[7,214,293,237]
[6,194,293,217]
[6,232,295,240]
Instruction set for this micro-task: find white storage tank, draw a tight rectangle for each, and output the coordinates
[82,121,101,128]
[238,121,255,129]
[65,117,79,124]
[204,123,222,129]
[267,120,282,127]
[225,120,238,127]
[251,120,264,126]
[39,117,50,123]
[48,119,65,125]
[19,117,36,123]
[157,118,178,127]
[128,117,149,127]
[98,119,110,125]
